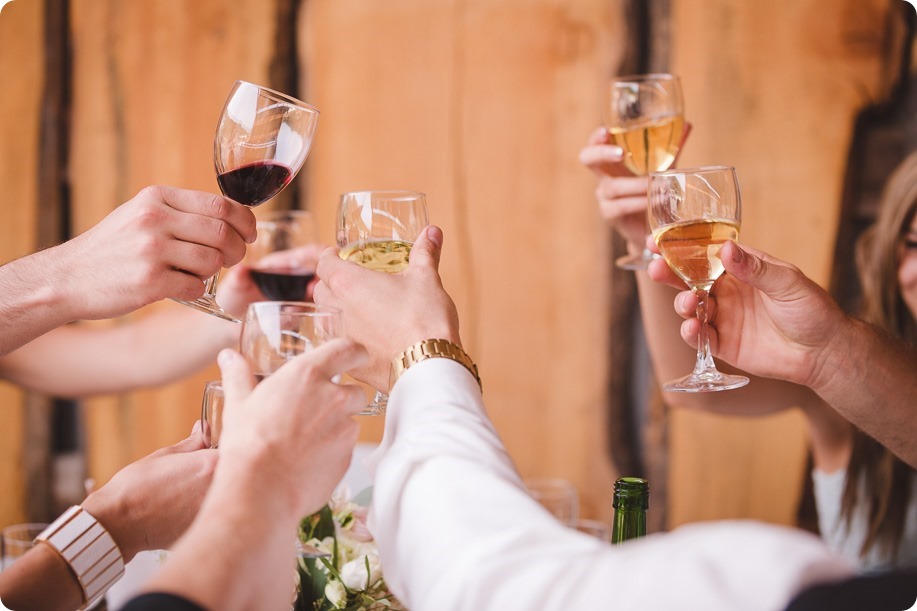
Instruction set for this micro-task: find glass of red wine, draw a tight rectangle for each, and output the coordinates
[247,210,321,301]
[174,81,320,322]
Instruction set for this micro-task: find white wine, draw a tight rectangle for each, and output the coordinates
[609,114,684,176]
[339,239,412,273]
[653,219,739,290]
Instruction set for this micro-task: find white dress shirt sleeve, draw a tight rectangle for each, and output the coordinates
[368,359,854,611]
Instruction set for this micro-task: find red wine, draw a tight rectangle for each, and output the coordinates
[217,161,293,206]
[250,268,315,301]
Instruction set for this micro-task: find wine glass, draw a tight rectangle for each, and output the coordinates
[240,301,343,379]
[603,73,684,271]
[246,210,320,301]
[647,165,749,392]
[336,190,429,415]
[200,380,224,449]
[174,81,320,322]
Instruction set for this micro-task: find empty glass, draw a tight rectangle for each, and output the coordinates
[524,477,579,527]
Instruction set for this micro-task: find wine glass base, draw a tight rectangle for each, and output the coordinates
[357,391,388,417]
[171,295,241,324]
[662,371,749,393]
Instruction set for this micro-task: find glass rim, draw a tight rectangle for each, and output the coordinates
[245,301,341,316]
[233,80,320,115]
[649,165,736,178]
[339,189,427,201]
[610,73,680,83]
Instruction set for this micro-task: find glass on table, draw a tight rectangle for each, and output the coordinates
[1,523,48,571]
[603,73,684,271]
[173,81,320,322]
[647,165,749,392]
[574,518,611,542]
[524,477,579,527]
[336,190,429,415]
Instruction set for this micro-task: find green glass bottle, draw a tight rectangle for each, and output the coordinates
[611,477,648,544]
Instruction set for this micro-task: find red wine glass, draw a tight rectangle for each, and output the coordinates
[246,210,320,301]
[174,80,319,322]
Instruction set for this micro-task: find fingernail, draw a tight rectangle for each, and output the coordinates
[217,349,237,368]
[426,226,442,247]
[731,242,744,263]
[191,419,202,434]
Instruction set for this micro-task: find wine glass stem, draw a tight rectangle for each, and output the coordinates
[692,288,717,376]
[202,270,221,299]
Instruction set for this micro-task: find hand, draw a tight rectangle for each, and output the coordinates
[216,340,366,518]
[56,186,257,320]
[579,124,692,248]
[81,422,217,562]
[651,241,848,389]
[313,226,462,391]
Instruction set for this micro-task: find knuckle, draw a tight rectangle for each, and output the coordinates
[208,195,231,219]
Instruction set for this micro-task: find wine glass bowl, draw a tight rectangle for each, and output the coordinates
[175,81,320,322]
[648,166,749,393]
[240,301,343,379]
[604,73,684,271]
[336,190,429,414]
[247,210,320,301]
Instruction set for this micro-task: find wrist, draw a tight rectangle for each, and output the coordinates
[804,314,863,396]
[390,337,481,392]
[81,486,138,562]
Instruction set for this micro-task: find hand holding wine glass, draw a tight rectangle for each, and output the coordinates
[175,81,319,322]
[603,73,685,271]
[335,190,429,414]
[647,165,749,392]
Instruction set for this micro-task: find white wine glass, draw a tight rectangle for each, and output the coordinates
[240,301,343,379]
[336,190,429,415]
[174,81,320,322]
[604,73,684,271]
[246,210,320,301]
[647,166,749,392]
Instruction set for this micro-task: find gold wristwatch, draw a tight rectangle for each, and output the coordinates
[391,338,482,392]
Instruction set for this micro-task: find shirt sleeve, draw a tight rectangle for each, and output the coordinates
[118,592,207,611]
[368,358,855,611]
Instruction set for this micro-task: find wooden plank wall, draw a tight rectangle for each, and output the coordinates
[0,0,903,531]
[300,0,620,520]
[0,0,43,528]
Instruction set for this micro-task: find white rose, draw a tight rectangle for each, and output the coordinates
[324,579,348,609]
[339,553,382,591]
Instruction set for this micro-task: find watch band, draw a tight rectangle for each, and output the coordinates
[35,505,125,610]
[391,338,482,392]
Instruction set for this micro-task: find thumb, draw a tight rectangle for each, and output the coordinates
[721,242,802,299]
[409,225,443,272]
[217,349,256,411]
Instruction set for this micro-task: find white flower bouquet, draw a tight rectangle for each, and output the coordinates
[295,488,404,611]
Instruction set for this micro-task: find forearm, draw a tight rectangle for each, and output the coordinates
[810,317,917,468]
[0,245,79,356]
[371,360,852,610]
[141,462,300,611]
[0,307,236,397]
[0,543,83,611]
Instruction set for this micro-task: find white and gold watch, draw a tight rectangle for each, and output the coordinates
[35,505,125,610]
[391,338,482,392]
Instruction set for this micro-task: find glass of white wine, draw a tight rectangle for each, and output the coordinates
[647,166,749,393]
[336,190,429,415]
[604,73,685,271]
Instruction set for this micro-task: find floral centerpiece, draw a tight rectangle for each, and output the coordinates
[294,487,404,611]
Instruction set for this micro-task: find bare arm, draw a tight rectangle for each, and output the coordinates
[660,241,917,468]
[0,425,215,611]
[0,186,255,357]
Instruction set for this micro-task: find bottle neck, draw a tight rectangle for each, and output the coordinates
[611,477,648,544]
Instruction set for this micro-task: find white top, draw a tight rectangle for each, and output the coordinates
[368,359,853,611]
[813,467,917,571]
